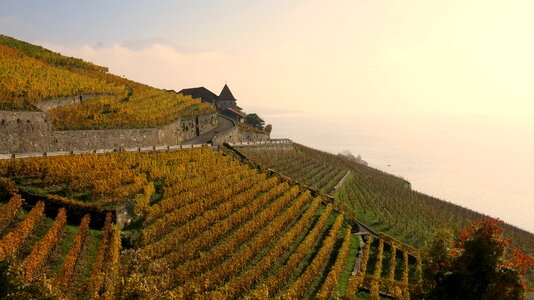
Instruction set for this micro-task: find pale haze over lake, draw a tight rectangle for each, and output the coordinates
[265,112,534,234]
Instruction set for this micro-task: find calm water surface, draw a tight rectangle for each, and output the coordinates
[266,113,534,233]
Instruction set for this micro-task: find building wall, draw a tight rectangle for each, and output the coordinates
[217,100,236,110]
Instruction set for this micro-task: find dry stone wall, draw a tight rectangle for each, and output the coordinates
[239,130,269,142]
[0,110,218,153]
[0,111,52,153]
[212,126,239,144]
[34,94,108,111]
[212,126,270,145]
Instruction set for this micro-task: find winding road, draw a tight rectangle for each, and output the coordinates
[182,115,235,144]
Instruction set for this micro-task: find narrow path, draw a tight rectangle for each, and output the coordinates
[333,170,351,191]
[352,234,367,275]
[182,115,234,144]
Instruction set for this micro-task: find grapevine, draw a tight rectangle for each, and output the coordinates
[0,201,45,260]
[316,225,352,299]
[23,208,67,280]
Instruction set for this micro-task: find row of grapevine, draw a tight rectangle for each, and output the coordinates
[168,186,301,285]
[248,204,335,297]
[0,45,124,107]
[141,177,280,260]
[1,35,215,129]
[0,201,45,260]
[144,180,290,269]
[316,224,352,298]
[0,153,148,206]
[176,191,313,297]
[146,165,248,222]
[68,147,356,298]
[238,143,534,259]
[0,194,22,232]
[23,208,67,280]
[88,213,112,298]
[238,145,349,194]
[0,194,121,298]
[369,239,385,298]
[344,234,422,298]
[214,197,322,298]
[102,225,122,298]
[141,171,265,243]
[282,214,345,298]
[0,35,108,73]
[54,214,91,296]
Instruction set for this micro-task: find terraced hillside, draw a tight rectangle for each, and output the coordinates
[236,143,350,194]
[0,179,120,299]
[0,35,214,129]
[0,147,423,298]
[237,143,534,257]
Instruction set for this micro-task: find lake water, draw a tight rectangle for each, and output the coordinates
[264,112,534,234]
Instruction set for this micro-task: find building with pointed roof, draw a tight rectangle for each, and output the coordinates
[217,84,237,109]
[178,84,245,123]
[216,84,245,122]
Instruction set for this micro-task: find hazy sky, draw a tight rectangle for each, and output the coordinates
[2,0,534,117]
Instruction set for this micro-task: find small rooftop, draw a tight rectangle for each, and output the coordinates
[218,84,237,101]
[178,87,218,103]
[226,107,246,117]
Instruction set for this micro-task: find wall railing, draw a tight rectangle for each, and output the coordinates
[0,139,294,160]
[227,138,292,146]
[0,143,221,160]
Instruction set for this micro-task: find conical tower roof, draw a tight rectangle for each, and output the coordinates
[218,84,236,101]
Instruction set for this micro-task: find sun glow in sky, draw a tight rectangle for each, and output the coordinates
[2,0,534,117]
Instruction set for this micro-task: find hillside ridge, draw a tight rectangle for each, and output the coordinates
[0,35,269,154]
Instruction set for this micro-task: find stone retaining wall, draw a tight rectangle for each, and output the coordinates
[239,130,269,142]
[34,94,109,111]
[0,110,218,153]
[212,126,239,144]
[212,127,270,145]
[0,111,52,153]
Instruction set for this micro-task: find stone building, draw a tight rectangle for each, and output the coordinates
[179,84,246,123]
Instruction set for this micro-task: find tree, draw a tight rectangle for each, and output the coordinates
[417,218,534,300]
[244,113,265,130]
[264,124,272,134]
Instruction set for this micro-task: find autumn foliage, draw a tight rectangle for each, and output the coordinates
[420,218,534,299]
[0,35,214,128]
[23,208,67,281]
[54,214,91,296]
[0,201,45,260]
